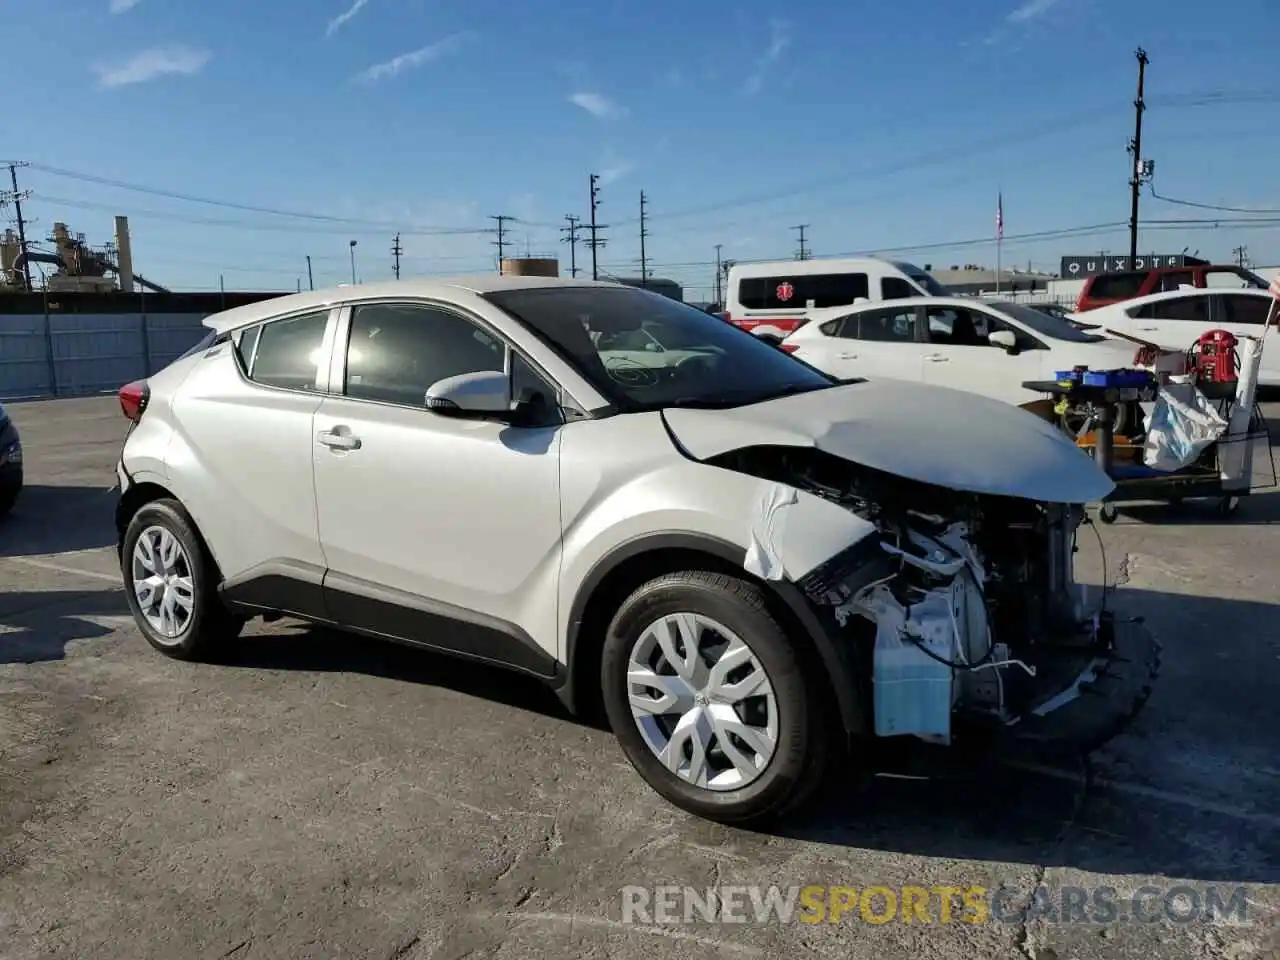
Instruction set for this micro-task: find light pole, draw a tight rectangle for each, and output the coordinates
[348,240,358,284]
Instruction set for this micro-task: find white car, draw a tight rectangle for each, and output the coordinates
[114,276,1156,826]
[780,296,1141,409]
[1080,287,1279,386]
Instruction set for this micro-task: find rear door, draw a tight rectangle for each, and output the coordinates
[1129,294,1213,349]
[921,305,1046,405]
[846,305,928,382]
[169,308,337,612]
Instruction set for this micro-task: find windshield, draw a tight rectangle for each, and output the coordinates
[1243,271,1270,289]
[989,301,1105,343]
[485,286,836,411]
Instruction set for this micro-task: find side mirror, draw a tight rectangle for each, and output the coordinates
[424,370,511,419]
[988,329,1018,353]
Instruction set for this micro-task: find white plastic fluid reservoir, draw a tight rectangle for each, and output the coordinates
[873,591,955,740]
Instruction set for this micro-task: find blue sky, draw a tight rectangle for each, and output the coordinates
[5,0,1279,298]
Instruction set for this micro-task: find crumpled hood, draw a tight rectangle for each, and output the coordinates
[663,378,1115,504]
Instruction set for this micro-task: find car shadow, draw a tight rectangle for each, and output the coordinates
[0,588,127,664]
[0,484,118,557]
[4,583,1275,886]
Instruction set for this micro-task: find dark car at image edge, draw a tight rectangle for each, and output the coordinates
[0,401,23,516]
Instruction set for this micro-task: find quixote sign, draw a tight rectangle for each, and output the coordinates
[1059,254,1208,278]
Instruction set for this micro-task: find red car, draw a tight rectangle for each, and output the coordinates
[1074,263,1271,312]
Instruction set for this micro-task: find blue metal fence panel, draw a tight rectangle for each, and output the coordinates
[0,312,212,400]
[0,313,55,400]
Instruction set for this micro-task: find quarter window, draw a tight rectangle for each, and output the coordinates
[247,310,330,391]
[343,303,506,406]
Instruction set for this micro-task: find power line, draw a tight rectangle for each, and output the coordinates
[1148,186,1280,215]
[21,162,490,232]
[639,191,649,287]
[560,214,581,277]
[391,232,403,280]
[587,174,608,281]
[490,215,513,273]
[792,224,810,260]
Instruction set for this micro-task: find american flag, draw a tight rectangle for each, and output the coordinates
[996,193,1004,241]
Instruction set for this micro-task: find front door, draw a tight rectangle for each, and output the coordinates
[312,300,564,676]
[921,305,1046,405]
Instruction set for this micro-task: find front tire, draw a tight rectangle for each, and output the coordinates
[121,498,242,661]
[600,571,831,826]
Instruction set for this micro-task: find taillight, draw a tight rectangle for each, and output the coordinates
[118,379,150,423]
[779,343,800,354]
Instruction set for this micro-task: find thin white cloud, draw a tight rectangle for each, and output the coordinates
[598,159,634,185]
[742,19,789,95]
[353,32,475,83]
[1006,0,1060,22]
[93,45,210,88]
[568,91,624,119]
[109,0,142,13]
[326,0,369,37]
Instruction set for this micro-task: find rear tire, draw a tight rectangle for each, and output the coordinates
[0,487,18,518]
[600,571,832,826]
[121,498,243,661]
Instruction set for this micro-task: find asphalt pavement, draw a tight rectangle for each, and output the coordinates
[0,396,1276,960]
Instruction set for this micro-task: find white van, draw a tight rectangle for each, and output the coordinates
[724,257,950,339]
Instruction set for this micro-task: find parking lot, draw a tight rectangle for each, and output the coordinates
[1,396,1277,960]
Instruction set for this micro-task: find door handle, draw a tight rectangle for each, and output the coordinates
[317,430,361,451]
[1136,326,1158,331]
[924,354,949,362]
[837,353,859,360]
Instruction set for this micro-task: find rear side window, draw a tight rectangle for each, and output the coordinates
[247,310,330,391]
[1133,296,1209,323]
[858,308,917,342]
[1087,272,1145,299]
[737,273,869,310]
[233,325,261,372]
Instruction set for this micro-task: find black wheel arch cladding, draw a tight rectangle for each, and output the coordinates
[559,531,868,736]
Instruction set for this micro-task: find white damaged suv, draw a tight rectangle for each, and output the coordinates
[114,276,1159,825]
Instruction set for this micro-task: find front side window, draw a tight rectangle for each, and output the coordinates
[1158,270,1195,292]
[1147,296,1210,323]
[881,277,916,300]
[1088,272,1145,299]
[248,310,330,391]
[485,286,834,411]
[1217,294,1272,325]
[343,303,505,406]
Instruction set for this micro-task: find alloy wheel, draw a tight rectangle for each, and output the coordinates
[131,525,196,642]
[627,612,779,791]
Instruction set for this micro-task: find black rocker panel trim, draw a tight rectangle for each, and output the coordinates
[219,559,329,621]
[322,571,558,680]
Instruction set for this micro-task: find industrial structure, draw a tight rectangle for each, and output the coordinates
[0,215,168,294]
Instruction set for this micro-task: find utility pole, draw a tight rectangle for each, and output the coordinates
[560,215,581,277]
[4,163,33,290]
[1127,47,1150,269]
[792,224,811,261]
[490,215,513,274]
[714,244,723,304]
[1233,245,1248,268]
[588,174,608,281]
[392,233,403,280]
[638,191,650,287]
[306,255,314,290]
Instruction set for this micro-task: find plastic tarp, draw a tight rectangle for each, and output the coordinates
[1220,336,1264,490]
[1143,378,1228,472]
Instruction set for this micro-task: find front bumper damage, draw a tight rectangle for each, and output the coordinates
[796,504,1160,758]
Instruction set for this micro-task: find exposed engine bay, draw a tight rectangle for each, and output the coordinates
[709,446,1156,748]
